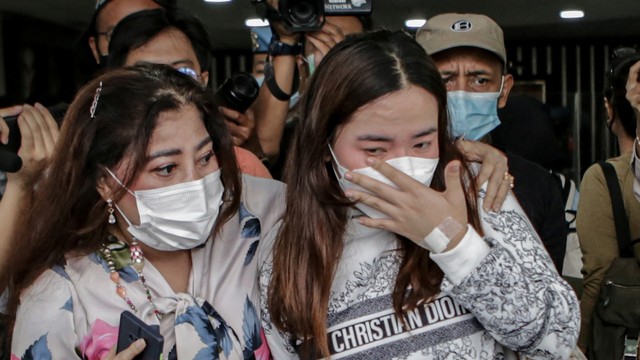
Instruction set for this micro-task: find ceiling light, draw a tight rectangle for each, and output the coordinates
[560,10,584,19]
[405,19,426,28]
[205,0,232,2]
[245,18,269,27]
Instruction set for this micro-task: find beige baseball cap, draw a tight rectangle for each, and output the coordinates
[416,13,507,64]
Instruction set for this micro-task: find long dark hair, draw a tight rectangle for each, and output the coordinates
[268,30,481,357]
[3,64,240,338]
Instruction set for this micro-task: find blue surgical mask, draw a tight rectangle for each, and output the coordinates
[447,77,504,141]
[254,75,264,87]
[306,53,316,76]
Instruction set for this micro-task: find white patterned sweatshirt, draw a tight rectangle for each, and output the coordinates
[257,180,580,359]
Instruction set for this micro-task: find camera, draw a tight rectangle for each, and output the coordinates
[0,103,67,172]
[215,72,260,114]
[0,103,67,155]
[253,0,372,32]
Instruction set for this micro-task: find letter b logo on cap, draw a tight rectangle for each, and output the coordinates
[451,20,472,32]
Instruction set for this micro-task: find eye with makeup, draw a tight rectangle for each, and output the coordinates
[154,163,178,177]
[198,149,216,167]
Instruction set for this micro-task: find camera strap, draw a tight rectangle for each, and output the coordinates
[264,61,299,101]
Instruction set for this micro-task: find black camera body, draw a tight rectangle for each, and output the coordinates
[258,0,372,32]
[215,72,260,114]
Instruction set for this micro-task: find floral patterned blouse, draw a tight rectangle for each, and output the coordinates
[11,175,285,360]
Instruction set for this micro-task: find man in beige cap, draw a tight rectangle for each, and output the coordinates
[417,13,569,273]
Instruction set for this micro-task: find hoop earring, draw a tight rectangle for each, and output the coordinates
[107,199,116,224]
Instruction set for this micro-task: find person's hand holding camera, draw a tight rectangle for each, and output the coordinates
[626,60,640,156]
[220,107,255,146]
[266,0,302,45]
[305,20,346,69]
[5,103,60,186]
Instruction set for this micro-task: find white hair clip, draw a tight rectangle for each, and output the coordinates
[90,81,103,120]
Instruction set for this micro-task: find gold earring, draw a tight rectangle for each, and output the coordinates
[107,199,116,224]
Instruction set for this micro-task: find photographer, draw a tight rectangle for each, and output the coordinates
[251,0,368,168]
[105,8,272,179]
[0,104,60,276]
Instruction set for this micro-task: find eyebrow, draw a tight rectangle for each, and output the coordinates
[356,128,437,142]
[440,69,493,76]
[148,136,212,160]
[413,128,437,138]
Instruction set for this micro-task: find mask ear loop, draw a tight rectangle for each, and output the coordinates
[102,167,137,227]
[497,75,505,97]
[327,145,349,180]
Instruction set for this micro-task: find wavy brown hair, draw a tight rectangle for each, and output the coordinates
[2,64,240,338]
[268,30,482,357]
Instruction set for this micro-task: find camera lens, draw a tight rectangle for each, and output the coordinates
[215,72,259,113]
[289,1,316,24]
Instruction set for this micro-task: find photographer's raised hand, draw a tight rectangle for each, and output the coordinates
[305,21,346,68]
[346,158,468,251]
[220,106,255,146]
[626,60,640,127]
[0,105,23,145]
[8,103,60,185]
[0,103,59,278]
[626,61,640,157]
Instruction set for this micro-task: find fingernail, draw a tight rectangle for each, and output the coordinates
[344,172,353,180]
[365,157,375,166]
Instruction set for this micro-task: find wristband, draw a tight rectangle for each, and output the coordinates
[268,39,303,57]
[419,217,464,253]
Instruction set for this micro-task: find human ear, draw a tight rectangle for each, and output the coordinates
[96,175,114,202]
[497,74,514,109]
[88,37,101,64]
[200,70,209,87]
[604,97,615,123]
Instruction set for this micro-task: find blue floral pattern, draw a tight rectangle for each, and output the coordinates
[12,176,286,360]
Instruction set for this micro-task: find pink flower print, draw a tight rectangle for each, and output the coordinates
[254,329,271,360]
[79,319,118,360]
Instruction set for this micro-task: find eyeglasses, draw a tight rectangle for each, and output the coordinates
[176,67,202,81]
[95,29,114,43]
[612,46,638,60]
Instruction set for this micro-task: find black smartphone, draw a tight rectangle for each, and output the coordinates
[116,311,164,360]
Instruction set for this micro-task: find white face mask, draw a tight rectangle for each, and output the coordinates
[329,147,439,219]
[106,169,224,251]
